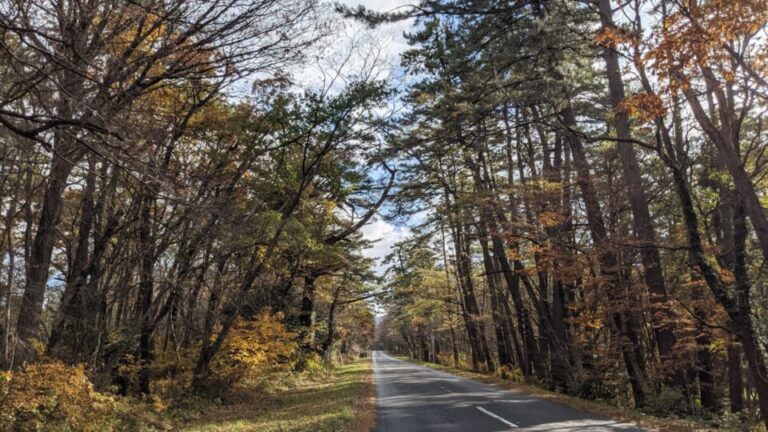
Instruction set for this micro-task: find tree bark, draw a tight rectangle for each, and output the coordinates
[137,189,156,395]
[666,147,768,428]
[445,191,493,372]
[461,133,541,378]
[678,76,768,265]
[16,143,84,364]
[478,232,515,368]
[562,104,648,406]
[596,0,678,378]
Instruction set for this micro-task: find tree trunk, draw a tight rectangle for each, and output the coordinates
[299,274,318,352]
[692,279,720,412]
[137,189,156,395]
[48,159,99,361]
[478,233,514,368]
[16,144,84,364]
[666,149,768,428]
[449,321,460,368]
[562,104,648,406]
[597,0,678,381]
[727,343,744,413]
[461,138,540,378]
[679,78,768,265]
[446,192,493,372]
[320,287,341,358]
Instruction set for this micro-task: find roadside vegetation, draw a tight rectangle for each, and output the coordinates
[179,358,375,432]
[0,312,374,431]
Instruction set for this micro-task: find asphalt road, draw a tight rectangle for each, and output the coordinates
[372,351,648,432]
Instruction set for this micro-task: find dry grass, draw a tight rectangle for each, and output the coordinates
[396,356,726,432]
[177,358,373,432]
[342,358,376,432]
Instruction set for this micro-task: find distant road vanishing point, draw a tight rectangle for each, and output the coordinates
[371,351,648,432]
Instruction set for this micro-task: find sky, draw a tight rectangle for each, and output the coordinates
[263,0,414,278]
[334,0,415,276]
[337,0,415,57]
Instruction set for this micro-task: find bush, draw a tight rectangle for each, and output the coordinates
[0,362,119,431]
[297,352,331,379]
[499,365,524,383]
[212,311,297,385]
[642,385,687,417]
[577,378,617,401]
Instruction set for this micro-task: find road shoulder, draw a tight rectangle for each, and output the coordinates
[178,358,374,432]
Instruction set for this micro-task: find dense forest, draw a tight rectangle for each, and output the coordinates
[359,0,768,429]
[0,1,388,429]
[1,0,768,430]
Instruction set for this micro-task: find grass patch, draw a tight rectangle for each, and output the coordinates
[395,356,724,432]
[177,358,374,432]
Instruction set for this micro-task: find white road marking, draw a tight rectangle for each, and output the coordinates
[476,406,518,428]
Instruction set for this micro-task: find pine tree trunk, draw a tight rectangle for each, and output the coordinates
[478,233,514,368]
[562,103,648,406]
[667,149,768,428]
[679,79,768,266]
[448,198,493,372]
[299,274,318,351]
[461,138,542,378]
[596,1,678,381]
[727,343,744,413]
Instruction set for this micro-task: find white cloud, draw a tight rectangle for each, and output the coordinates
[361,218,411,275]
[314,1,416,277]
[338,0,414,14]
[289,0,415,90]
[340,0,415,56]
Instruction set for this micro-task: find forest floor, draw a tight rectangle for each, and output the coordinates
[174,358,375,432]
[395,356,737,432]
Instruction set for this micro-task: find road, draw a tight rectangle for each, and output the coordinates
[372,351,648,432]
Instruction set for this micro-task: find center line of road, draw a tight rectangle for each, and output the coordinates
[476,406,518,428]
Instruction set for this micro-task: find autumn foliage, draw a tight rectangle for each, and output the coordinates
[369,0,768,428]
[0,363,117,431]
[212,312,298,384]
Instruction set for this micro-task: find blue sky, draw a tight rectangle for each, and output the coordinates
[337,0,414,276]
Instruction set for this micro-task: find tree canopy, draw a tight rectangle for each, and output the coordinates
[1,0,768,430]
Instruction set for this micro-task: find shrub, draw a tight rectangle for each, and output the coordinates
[577,378,617,401]
[212,311,297,385]
[298,352,331,379]
[642,385,687,417]
[499,365,524,383]
[0,361,118,431]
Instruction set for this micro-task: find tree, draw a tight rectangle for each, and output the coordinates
[349,0,768,426]
[0,0,323,364]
